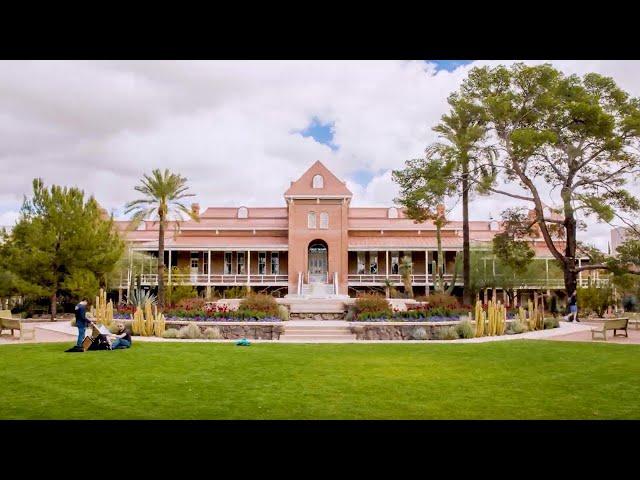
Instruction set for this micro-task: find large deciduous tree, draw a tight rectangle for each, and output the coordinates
[0,179,124,320]
[125,169,199,308]
[459,63,640,299]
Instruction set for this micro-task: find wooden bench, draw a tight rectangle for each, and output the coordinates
[591,317,629,341]
[0,311,36,340]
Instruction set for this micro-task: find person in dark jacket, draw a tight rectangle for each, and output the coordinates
[566,292,579,322]
[74,299,90,346]
[110,323,132,349]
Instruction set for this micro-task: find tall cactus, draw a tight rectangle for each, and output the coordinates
[474,300,485,337]
[131,306,145,335]
[143,300,154,337]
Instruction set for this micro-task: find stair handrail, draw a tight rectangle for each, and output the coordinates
[297,271,302,296]
[334,271,339,295]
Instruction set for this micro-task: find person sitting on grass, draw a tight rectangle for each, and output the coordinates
[110,323,132,349]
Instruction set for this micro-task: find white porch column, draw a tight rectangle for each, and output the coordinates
[578,258,582,286]
[168,250,172,285]
[247,250,251,286]
[425,250,429,294]
[208,250,212,285]
[545,258,549,286]
[385,250,389,278]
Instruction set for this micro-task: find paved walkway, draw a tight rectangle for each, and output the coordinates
[0,319,620,345]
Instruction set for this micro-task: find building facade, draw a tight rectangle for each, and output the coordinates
[116,161,604,298]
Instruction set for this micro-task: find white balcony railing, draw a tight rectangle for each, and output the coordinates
[121,273,288,287]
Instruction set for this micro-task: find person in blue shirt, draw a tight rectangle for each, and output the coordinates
[74,299,90,346]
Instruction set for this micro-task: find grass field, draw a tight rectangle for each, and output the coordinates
[1,340,639,419]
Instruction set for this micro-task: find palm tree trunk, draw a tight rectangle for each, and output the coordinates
[50,291,57,321]
[462,159,471,305]
[157,218,166,308]
[436,222,444,294]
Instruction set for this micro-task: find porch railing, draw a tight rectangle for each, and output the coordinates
[121,273,288,287]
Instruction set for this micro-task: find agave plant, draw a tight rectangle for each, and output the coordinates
[127,288,157,308]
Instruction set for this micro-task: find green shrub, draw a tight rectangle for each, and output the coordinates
[203,327,222,339]
[410,327,428,340]
[354,294,391,315]
[239,293,279,315]
[544,317,559,329]
[578,285,613,317]
[434,326,459,340]
[162,328,179,338]
[455,320,475,339]
[177,323,202,339]
[277,304,289,321]
[357,310,392,321]
[417,293,459,309]
[508,320,528,334]
[344,305,357,322]
[224,286,248,299]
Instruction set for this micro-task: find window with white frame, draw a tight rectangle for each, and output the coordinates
[312,174,324,189]
[224,252,232,274]
[237,252,245,274]
[357,252,366,274]
[238,207,248,219]
[320,212,329,229]
[370,252,378,274]
[270,252,279,275]
[258,252,266,275]
[388,207,398,219]
[391,251,399,275]
[308,211,317,229]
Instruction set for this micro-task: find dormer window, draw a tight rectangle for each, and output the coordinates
[312,175,324,189]
[136,222,146,231]
[489,220,499,231]
[388,207,398,219]
[238,207,248,219]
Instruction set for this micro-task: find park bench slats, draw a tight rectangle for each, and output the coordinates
[591,317,629,341]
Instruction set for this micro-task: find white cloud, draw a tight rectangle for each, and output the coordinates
[1,60,640,250]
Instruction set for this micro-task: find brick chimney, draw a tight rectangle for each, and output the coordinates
[191,203,200,217]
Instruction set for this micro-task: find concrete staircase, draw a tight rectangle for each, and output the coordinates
[301,282,335,298]
[287,298,348,320]
[280,321,356,343]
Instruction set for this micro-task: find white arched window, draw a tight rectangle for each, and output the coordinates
[388,207,398,219]
[308,211,317,229]
[489,220,499,231]
[312,174,324,189]
[320,212,329,229]
[238,207,248,219]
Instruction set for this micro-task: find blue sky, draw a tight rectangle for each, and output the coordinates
[429,60,473,72]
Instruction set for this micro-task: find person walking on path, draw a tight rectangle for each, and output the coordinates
[74,299,90,346]
[567,292,579,322]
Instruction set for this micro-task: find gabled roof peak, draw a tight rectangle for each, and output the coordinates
[284,161,352,198]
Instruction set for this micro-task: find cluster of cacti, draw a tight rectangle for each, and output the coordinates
[474,300,485,337]
[91,288,114,327]
[474,299,507,337]
[130,300,165,337]
[131,306,146,335]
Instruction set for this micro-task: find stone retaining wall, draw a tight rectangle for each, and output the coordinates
[117,319,284,340]
[350,320,516,340]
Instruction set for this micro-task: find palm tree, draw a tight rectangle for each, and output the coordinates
[427,93,495,305]
[125,169,199,307]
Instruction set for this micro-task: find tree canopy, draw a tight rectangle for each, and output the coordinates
[0,179,124,318]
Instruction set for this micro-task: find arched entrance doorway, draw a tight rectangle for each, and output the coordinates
[308,240,328,283]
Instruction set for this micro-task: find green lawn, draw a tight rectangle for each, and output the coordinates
[1,341,639,419]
